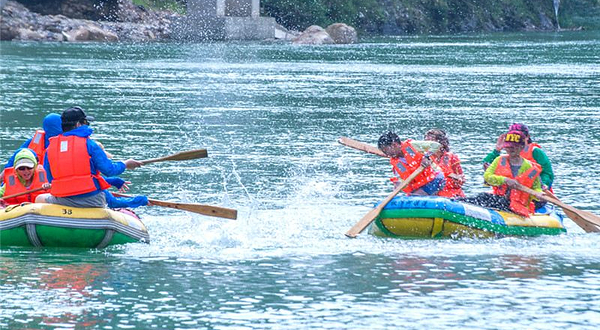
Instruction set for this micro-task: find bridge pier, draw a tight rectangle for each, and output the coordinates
[177,0,275,40]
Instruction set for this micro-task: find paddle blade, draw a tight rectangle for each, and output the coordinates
[141,149,208,165]
[345,208,381,238]
[338,137,388,158]
[338,137,387,157]
[112,192,237,220]
[539,192,600,232]
[562,208,600,233]
[149,199,237,220]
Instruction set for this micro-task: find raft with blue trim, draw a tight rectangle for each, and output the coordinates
[0,203,149,248]
[368,196,566,238]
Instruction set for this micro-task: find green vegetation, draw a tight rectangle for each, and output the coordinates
[132,0,186,14]
[560,0,600,29]
[261,0,385,32]
[261,0,600,33]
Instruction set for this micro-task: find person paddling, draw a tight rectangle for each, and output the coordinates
[483,123,554,191]
[424,129,465,198]
[36,106,144,208]
[0,148,50,206]
[460,131,544,216]
[377,131,446,196]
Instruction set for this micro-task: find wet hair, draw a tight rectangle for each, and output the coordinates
[377,131,401,149]
[425,129,450,152]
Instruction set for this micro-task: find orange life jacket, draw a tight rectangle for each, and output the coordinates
[432,152,465,198]
[2,166,47,205]
[389,140,438,194]
[27,130,46,165]
[491,156,541,216]
[520,142,554,193]
[46,135,111,197]
[520,142,541,164]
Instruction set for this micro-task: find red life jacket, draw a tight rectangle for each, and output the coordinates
[27,130,46,165]
[432,152,465,198]
[46,135,111,197]
[389,140,438,194]
[520,143,542,164]
[491,156,541,216]
[2,166,48,205]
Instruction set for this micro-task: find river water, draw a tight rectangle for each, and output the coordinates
[1,31,600,329]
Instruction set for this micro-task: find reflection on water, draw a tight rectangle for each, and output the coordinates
[2,250,600,329]
[1,31,600,328]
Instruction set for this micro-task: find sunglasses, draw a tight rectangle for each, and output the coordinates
[16,167,34,171]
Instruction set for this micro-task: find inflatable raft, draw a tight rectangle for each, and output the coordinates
[369,196,566,239]
[0,203,149,248]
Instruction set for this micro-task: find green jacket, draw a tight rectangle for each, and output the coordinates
[483,146,553,188]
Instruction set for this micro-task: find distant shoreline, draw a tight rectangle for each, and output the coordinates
[1,0,597,43]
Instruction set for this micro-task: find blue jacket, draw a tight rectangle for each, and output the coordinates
[44,125,126,197]
[5,113,62,167]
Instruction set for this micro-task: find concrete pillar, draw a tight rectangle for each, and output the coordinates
[188,0,260,17]
[182,0,274,40]
[251,0,259,17]
[217,0,225,16]
[225,0,254,17]
[187,0,221,17]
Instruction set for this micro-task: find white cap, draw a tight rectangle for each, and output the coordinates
[15,158,35,169]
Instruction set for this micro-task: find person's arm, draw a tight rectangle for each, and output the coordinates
[0,184,6,198]
[104,176,131,193]
[483,133,506,167]
[104,177,125,189]
[532,176,542,193]
[449,153,465,187]
[87,139,126,177]
[482,149,501,165]
[527,172,544,201]
[104,190,148,208]
[43,151,53,183]
[532,148,554,189]
[483,157,506,186]
[451,153,464,175]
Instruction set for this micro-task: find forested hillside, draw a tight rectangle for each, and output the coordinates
[261,0,600,33]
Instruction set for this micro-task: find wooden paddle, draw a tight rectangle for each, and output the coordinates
[338,137,387,157]
[345,165,426,238]
[544,190,600,233]
[515,184,600,232]
[140,149,208,165]
[112,193,237,220]
[1,186,47,200]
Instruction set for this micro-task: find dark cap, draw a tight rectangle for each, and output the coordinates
[509,123,529,136]
[503,130,526,148]
[61,106,95,124]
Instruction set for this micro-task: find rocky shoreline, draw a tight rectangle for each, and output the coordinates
[1,0,178,42]
[1,0,592,43]
[0,0,359,44]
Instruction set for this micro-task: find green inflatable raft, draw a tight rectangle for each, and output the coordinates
[369,196,566,239]
[0,203,149,248]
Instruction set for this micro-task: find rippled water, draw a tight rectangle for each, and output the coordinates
[1,31,600,329]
